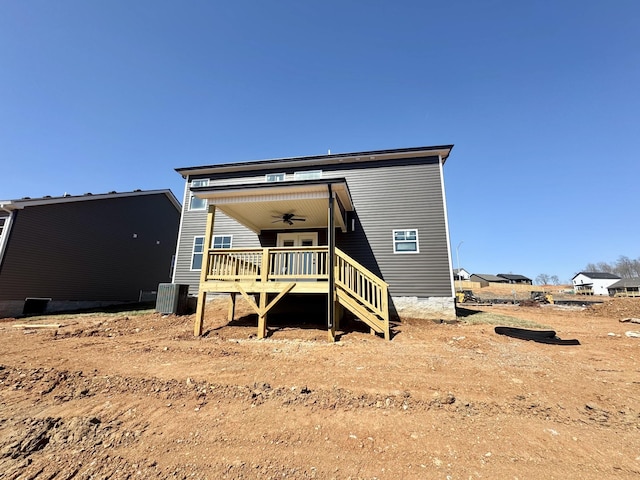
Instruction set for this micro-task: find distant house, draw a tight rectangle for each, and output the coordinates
[497,273,532,285]
[453,268,471,281]
[0,190,181,317]
[607,278,640,297]
[469,274,508,287]
[572,272,621,296]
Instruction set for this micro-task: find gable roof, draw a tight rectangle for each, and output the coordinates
[608,278,640,289]
[175,145,454,177]
[471,273,506,282]
[497,273,532,281]
[572,271,621,281]
[0,189,181,212]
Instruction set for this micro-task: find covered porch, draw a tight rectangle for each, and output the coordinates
[191,179,390,341]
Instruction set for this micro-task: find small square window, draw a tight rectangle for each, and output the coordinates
[293,170,322,180]
[212,235,232,249]
[266,173,286,182]
[392,229,419,254]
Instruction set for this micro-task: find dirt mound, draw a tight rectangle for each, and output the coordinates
[584,297,640,318]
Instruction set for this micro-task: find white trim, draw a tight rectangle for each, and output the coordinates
[439,155,456,297]
[392,229,420,254]
[212,234,233,249]
[190,236,205,271]
[172,181,190,282]
[0,212,14,268]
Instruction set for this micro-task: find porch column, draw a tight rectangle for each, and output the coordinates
[327,185,336,342]
[194,204,216,336]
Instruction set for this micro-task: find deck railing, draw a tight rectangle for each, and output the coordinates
[335,248,388,321]
[204,247,329,282]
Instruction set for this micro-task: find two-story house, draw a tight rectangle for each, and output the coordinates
[173,145,456,341]
[0,190,181,317]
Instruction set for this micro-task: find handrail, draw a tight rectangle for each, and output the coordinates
[335,247,388,321]
[204,247,329,281]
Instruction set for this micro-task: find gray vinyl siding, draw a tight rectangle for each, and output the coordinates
[174,156,452,297]
[173,182,261,294]
[0,194,180,302]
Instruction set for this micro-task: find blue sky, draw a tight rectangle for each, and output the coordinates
[1,1,638,283]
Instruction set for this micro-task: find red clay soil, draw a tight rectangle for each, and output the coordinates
[1,297,639,479]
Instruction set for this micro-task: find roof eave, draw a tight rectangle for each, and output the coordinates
[176,145,454,178]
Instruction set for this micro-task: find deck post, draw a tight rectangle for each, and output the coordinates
[257,291,267,339]
[194,204,216,336]
[327,185,336,342]
[228,292,236,322]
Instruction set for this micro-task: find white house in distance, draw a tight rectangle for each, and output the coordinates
[572,272,621,295]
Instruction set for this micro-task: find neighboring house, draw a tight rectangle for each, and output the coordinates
[0,190,181,317]
[469,274,508,287]
[572,272,621,296]
[497,273,532,285]
[453,268,471,281]
[173,145,456,341]
[607,278,640,297]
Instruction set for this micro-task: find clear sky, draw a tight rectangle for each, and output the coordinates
[1,1,638,283]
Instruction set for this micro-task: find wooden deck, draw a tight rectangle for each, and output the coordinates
[194,246,390,341]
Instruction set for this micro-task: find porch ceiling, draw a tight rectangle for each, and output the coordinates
[193,180,353,234]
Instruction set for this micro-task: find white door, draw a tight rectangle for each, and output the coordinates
[277,232,318,247]
[276,232,318,276]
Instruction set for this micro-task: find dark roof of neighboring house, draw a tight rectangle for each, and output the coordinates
[175,144,454,177]
[572,272,621,280]
[497,274,532,281]
[0,190,181,212]
[608,278,640,289]
[471,273,506,282]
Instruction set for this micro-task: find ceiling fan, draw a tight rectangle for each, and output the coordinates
[271,212,306,226]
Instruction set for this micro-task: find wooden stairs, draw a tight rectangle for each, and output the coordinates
[335,248,390,340]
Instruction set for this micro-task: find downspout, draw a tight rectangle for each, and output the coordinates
[327,184,335,333]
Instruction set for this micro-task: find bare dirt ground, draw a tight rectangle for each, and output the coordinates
[1,296,639,479]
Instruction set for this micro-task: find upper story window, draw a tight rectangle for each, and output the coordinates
[393,229,419,254]
[189,179,209,210]
[266,173,286,182]
[293,170,322,181]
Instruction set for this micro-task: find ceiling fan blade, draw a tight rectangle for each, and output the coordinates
[290,218,306,221]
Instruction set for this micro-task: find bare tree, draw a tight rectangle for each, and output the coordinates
[583,256,640,278]
[550,275,560,285]
[536,273,550,285]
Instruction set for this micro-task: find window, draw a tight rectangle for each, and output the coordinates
[212,235,232,249]
[393,229,419,253]
[191,236,205,270]
[191,235,232,270]
[189,179,209,210]
[293,170,322,180]
[266,173,285,182]
[0,217,5,237]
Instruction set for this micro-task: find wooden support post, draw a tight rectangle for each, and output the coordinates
[228,292,236,322]
[194,204,216,336]
[327,184,336,343]
[257,292,267,339]
[194,291,206,336]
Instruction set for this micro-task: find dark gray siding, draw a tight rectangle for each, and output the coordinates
[174,156,452,298]
[0,194,180,302]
